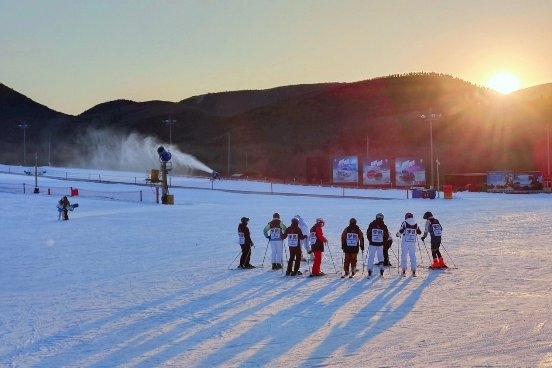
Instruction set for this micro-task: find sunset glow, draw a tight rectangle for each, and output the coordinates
[486,72,520,94]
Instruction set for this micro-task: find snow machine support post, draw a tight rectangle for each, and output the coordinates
[157,146,174,205]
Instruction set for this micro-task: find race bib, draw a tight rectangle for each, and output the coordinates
[346,233,359,246]
[371,228,384,243]
[288,233,299,247]
[404,228,417,242]
[309,231,317,245]
[238,232,245,245]
[431,224,442,237]
[270,228,281,240]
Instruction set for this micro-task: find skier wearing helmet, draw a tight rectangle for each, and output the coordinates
[421,211,446,268]
[396,212,422,276]
[340,218,364,278]
[309,218,327,276]
[282,218,307,276]
[237,216,255,269]
[366,212,390,277]
[263,212,287,270]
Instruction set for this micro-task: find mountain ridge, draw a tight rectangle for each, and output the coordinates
[1,75,551,182]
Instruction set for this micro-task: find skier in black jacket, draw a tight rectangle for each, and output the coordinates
[237,217,255,269]
[341,218,364,278]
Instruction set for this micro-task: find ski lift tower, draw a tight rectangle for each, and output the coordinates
[157,146,174,204]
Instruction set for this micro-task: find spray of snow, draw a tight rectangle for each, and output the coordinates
[68,128,213,175]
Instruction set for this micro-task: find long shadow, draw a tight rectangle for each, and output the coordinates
[198,270,441,367]
[15,267,440,367]
[11,270,265,367]
[313,270,442,358]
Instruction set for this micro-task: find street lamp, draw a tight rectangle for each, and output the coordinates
[420,109,441,189]
[18,122,31,166]
[162,117,177,146]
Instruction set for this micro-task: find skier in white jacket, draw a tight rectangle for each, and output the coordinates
[396,212,422,276]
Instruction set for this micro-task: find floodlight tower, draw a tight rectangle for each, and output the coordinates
[18,122,30,165]
[420,109,441,189]
[157,146,173,204]
[162,117,177,146]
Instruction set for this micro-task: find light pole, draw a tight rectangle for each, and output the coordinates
[436,159,441,198]
[227,132,231,176]
[420,109,441,188]
[546,124,550,180]
[162,117,177,146]
[18,122,31,166]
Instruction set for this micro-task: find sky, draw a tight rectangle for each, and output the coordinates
[1,164,551,367]
[1,0,552,115]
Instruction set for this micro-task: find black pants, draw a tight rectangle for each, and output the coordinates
[287,246,302,274]
[240,244,252,267]
[383,242,391,264]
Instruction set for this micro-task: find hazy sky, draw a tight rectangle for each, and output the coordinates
[2,0,551,115]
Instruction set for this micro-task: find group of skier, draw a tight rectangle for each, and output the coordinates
[236,210,445,278]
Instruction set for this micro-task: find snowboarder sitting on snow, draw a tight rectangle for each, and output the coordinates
[237,217,255,269]
[282,218,307,276]
[57,196,71,220]
[421,211,446,268]
[263,212,287,270]
[341,218,364,278]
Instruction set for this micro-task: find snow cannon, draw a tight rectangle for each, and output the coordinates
[157,146,172,162]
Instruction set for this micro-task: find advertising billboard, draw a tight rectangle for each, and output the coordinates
[395,158,426,187]
[362,158,391,186]
[487,171,543,192]
[332,156,358,183]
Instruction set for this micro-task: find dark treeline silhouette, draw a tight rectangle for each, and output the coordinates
[1,74,551,184]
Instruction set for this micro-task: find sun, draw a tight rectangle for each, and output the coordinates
[486,71,520,94]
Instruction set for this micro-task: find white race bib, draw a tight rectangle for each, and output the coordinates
[288,233,299,247]
[346,233,359,246]
[270,228,281,240]
[309,231,317,245]
[431,224,442,237]
[238,232,245,245]
[371,228,384,243]
[404,228,417,243]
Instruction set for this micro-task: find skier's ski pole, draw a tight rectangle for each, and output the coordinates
[389,247,400,274]
[325,242,338,273]
[261,239,270,268]
[416,237,424,267]
[396,235,400,274]
[228,250,241,269]
[421,239,432,264]
[440,243,457,268]
[282,241,287,274]
[361,250,365,275]
[341,251,344,276]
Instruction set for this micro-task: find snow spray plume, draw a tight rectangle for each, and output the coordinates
[67,128,213,175]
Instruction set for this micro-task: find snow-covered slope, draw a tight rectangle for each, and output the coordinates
[1,168,551,367]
